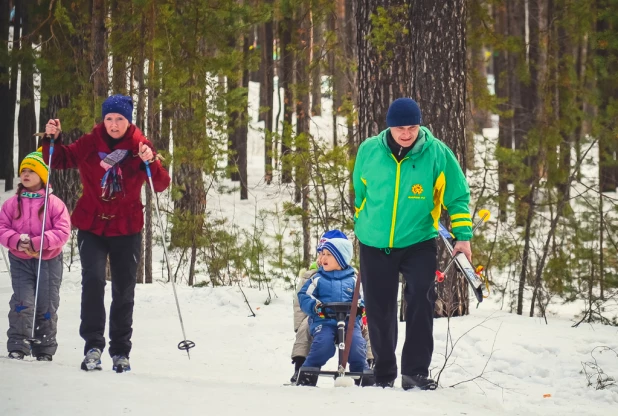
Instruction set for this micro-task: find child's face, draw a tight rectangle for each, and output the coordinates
[320,249,342,271]
[20,168,43,192]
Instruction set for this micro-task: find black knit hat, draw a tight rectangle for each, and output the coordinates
[386,98,422,127]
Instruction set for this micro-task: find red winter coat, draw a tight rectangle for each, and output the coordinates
[41,123,170,237]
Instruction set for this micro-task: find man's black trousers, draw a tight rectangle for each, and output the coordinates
[360,239,437,383]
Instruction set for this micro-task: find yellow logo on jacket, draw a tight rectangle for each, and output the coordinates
[408,184,425,200]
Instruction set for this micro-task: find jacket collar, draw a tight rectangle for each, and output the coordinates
[378,126,434,159]
[317,265,355,280]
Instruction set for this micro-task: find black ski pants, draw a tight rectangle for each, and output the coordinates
[359,239,437,383]
[78,230,141,357]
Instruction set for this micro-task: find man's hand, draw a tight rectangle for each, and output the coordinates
[452,240,472,262]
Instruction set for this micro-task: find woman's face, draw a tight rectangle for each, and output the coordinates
[104,113,130,139]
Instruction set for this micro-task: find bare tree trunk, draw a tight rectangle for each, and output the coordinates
[327,11,339,146]
[494,3,509,222]
[279,2,294,184]
[17,2,36,163]
[311,13,322,116]
[91,0,108,105]
[297,2,311,267]
[408,0,468,318]
[260,6,275,183]
[357,1,412,142]
[527,0,550,316]
[144,0,158,285]
[597,0,618,192]
[345,0,357,213]
[0,1,12,191]
[135,15,146,131]
[239,34,250,200]
[2,0,20,191]
[110,0,127,94]
[468,0,491,132]
[134,15,147,284]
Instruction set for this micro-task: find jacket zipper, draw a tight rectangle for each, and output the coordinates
[389,154,409,247]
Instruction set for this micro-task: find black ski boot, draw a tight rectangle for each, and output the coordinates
[290,356,306,384]
[402,374,437,391]
[36,354,53,362]
[296,367,319,386]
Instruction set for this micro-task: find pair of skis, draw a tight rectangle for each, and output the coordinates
[435,210,491,303]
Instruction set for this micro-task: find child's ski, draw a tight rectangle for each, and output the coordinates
[436,210,490,303]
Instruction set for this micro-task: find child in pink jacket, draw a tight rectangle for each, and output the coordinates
[0,150,71,361]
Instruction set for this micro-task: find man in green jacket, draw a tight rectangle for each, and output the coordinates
[353,98,473,390]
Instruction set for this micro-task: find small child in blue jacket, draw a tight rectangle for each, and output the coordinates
[297,231,370,386]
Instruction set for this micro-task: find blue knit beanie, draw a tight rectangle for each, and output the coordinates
[319,230,353,268]
[102,94,133,124]
[316,229,347,252]
[386,98,422,127]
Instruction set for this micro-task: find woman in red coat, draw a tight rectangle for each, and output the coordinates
[43,94,170,373]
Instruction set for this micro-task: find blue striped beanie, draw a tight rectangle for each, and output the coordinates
[320,233,353,269]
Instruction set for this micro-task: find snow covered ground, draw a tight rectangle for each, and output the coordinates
[1,80,617,415]
[0,272,617,415]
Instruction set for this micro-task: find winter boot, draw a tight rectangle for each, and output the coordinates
[81,348,102,371]
[8,351,25,360]
[36,354,53,362]
[296,367,319,386]
[290,356,306,384]
[374,378,395,388]
[112,355,131,373]
[402,374,438,391]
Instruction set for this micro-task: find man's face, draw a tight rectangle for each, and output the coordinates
[390,125,420,147]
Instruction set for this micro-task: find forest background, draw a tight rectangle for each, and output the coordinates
[0,0,617,324]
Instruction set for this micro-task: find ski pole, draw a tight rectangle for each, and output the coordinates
[340,271,362,374]
[27,137,56,346]
[144,160,195,359]
[1,247,10,278]
[435,210,491,282]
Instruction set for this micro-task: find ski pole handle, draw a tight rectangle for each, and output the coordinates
[471,209,490,234]
[144,160,152,178]
[435,256,457,282]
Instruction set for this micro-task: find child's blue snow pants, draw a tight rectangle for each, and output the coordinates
[303,321,368,372]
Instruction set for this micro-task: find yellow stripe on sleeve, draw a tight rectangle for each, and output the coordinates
[452,221,473,228]
[450,213,471,221]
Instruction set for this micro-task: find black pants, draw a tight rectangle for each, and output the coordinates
[360,239,437,383]
[78,230,141,357]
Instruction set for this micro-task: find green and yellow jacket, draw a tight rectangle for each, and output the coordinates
[353,127,472,249]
